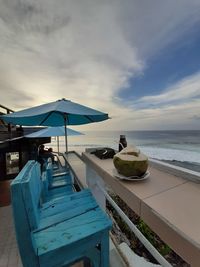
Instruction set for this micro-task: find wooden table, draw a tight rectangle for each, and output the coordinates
[82,152,200,267]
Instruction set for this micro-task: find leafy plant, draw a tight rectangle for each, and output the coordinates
[108,194,172,256]
[137,219,171,256]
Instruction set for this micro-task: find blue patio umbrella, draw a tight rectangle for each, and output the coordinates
[25,126,83,138]
[1,98,108,152]
[25,126,83,153]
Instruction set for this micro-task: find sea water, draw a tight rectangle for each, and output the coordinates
[48,130,200,172]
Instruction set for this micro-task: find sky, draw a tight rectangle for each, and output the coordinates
[0,0,200,131]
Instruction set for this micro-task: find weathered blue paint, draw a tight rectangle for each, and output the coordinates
[33,207,111,267]
[41,189,92,209]
[11,160,112,267]
[46,161,70,186]
[11,161,39,267]
[41,171,73,203]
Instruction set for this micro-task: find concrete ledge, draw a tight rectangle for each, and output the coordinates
[149,159,200,183]
[64,151,88,189]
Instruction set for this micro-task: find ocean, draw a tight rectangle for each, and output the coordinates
[48,130,200,172]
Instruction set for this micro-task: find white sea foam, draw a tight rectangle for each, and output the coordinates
[139,146,200,164]
[48,133,200,164]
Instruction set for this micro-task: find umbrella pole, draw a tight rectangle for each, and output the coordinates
[64,117,68,153]
[57,136,59,154]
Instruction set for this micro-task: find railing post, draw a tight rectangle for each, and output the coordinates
[86,164,106,210]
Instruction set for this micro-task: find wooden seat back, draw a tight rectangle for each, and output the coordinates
[11,160,112,267]
[11,161,39,267]
[21,161,42,230]
[46,160,54,183]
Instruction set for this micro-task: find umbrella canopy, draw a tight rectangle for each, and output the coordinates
[25,126,83,153]
[1,98,108,126]
[25,126,83,138]
[1,98,108,152]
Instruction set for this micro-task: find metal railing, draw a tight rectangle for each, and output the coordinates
[97,182,173,267]
[0,104,14,114]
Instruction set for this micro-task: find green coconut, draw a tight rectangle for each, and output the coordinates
[120,145,140,157]
[113,147,148,177]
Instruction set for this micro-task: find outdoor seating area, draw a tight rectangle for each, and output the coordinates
[41,159,74,202]
[2,99,199,267]
[11,159,112,267]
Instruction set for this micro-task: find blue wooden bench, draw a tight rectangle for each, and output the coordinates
[46,160,71,189]
[40,161,74,203]
[11,160,112,267]
[21,162,98,231]
[42,172,74,203]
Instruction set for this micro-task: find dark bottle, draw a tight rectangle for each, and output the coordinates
[118,135,127,152]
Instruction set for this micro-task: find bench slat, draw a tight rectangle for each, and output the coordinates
[41,188,91,209]
[33,207,111,255]
[41,194,97,218]
[38,197,98,230]
[11,160,112,267]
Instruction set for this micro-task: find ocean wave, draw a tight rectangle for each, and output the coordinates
[48,139,200,164]
[139,146,200,164]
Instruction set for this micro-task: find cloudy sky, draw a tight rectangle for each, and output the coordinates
[0,0,200,130]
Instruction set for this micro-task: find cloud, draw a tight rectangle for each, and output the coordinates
[133,71,200,107]
[108,99,200,131]
[0,66,35,109]
[113,72,200,130]
[98,71,200,131]
[0,0,143,111]
[118,0,200,59]
[191,115,200,120]
[0,0,200,130]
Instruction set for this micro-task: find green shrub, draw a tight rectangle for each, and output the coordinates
[137,219,171,256]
